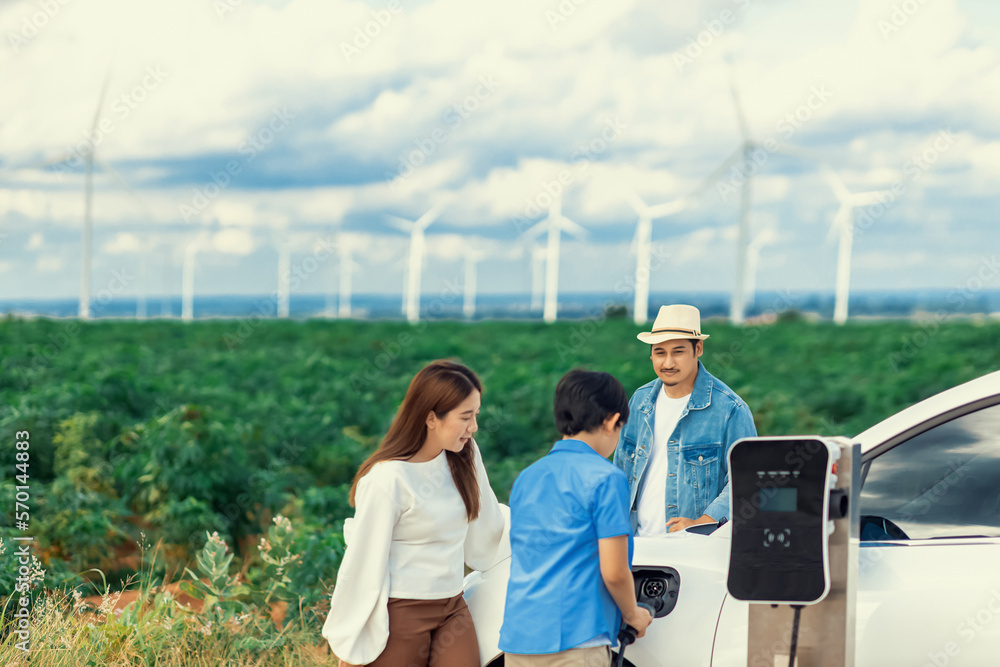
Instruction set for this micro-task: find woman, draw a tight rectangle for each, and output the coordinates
[323,360,506,667]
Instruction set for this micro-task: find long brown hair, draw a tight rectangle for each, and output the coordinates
[349,360,483,521]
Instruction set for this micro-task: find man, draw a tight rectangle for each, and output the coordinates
[614,304,757,535]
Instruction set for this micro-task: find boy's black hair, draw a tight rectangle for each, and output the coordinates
[554,369,630,436]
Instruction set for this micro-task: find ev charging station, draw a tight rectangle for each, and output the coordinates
[727,436,861,667]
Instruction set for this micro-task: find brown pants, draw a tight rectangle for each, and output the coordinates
[368,594,480,667]
[506,646,611,667]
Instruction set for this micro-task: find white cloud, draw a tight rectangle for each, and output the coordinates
[212,228,256,256]
[103,232,144,255]
[967,141,1000,180]
[855,250,928,270]
[36,255,64,272]
[2,0,999,299]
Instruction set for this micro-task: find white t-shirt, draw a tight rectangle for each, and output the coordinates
[636,384,690,537]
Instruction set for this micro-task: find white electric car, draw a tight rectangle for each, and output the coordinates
[464,370,1000,666]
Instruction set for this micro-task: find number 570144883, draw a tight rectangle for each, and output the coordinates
[15,431,29,528]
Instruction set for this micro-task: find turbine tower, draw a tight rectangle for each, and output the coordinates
[693,66,761,326]
[181,231,210,322]
[823,168,889,325]
[138,258,148,319]
[744,226,777,310]
[625,191,689,324]
[727,75,757,326]
[277,241,291,318]
[338,237,358,319]
[389,204,443,324]
[522,198,587,324]
[78,76,112,318]
[530,244,545,312]
[463,250,483,320]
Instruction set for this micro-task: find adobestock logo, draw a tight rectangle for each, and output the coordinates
[878,0,932,40]
[672,0,751,71]
[50,66,170,180]
[340,1,403,63]
[178,107,295,222]
[385,75,501,191]
[6,0,73,53]
[509,117,628,234]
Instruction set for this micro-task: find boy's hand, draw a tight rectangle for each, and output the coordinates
[623,605,653,638]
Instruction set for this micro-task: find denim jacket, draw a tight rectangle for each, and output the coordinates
[613,361,757,528]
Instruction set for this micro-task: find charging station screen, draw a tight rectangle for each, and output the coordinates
[727,439,831,604]
[758,486,797,512]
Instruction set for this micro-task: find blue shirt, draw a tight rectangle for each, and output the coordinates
[499,439,633,655]
[614,361,757,528]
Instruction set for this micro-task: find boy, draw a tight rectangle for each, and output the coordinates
[499,369,653,666]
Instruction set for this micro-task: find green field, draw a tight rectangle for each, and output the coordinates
[1,314,998,664]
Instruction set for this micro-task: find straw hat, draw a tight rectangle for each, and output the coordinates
[636,304,710,345]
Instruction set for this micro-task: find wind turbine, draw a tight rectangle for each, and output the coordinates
[78,75,113,319]
[726,76,758,326]
[522,198,587,324]
[36,72,113,319]
[691,69,760,326]
[273,228,316,319]
[625,191,689,324]
[823,168,890,325]
[92,155,159,320]
[337,235,360,319]
[389,204,443,324]
[181,230,211,322]
[277,240,291,318]
[744,226,777,310]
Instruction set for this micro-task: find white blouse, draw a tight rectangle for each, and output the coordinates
[322,440,507,665]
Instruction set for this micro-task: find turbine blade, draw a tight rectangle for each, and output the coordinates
[415,202,443,230]
[386,215,415,233]
[728,70,751,142]
[646,198,688,219]
[822,167,851,204]
[90,68,113,138]
[624,190,647,215]
[520,219,549,242]
[93,156,159,221]
[557,215,587,239]
[851,190,888,207]
[690,147,743,198]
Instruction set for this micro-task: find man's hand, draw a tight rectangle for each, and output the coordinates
[666,514,716,533]
[623,605,653,638]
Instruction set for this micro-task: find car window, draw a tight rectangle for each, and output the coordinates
[859,402,1000,540]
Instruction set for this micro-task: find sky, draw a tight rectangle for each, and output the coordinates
[1,0,999,303]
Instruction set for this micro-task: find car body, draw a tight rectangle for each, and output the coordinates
[463,370,1000,666]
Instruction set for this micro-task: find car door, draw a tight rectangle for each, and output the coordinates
[855,400,1000,667]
